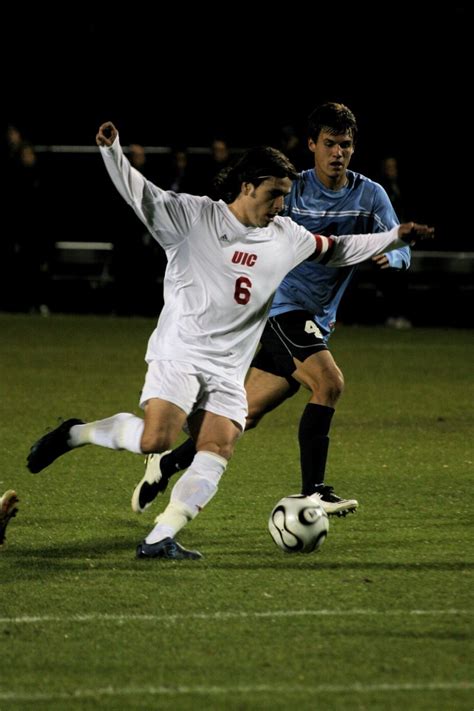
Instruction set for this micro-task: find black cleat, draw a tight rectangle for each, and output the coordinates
[27,418,84,473]
[136,537,202,560]
[0,490,19,546]
[309,485,358,517]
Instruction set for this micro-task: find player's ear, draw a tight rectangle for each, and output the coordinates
[308,138,316,153]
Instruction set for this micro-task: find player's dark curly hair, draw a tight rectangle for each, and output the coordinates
[213,146,297,203]
[308,102,358,143]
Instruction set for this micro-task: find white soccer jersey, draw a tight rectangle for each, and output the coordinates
[100,139,404,382]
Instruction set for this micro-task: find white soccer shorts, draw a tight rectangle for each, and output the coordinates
[140,359,247,431]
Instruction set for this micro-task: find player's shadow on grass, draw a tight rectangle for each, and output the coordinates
[11,554,472,577]
[211,560,474,571]
[9,536,139,560]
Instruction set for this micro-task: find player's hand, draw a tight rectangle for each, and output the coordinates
[372,254,390,270]
[398,222,434,245]
[96,122,118,147]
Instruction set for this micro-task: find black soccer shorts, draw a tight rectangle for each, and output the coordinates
[251,310,329,381]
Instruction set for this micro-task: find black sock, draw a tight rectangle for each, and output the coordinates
[299,403,335,495]
[160,438,196,479]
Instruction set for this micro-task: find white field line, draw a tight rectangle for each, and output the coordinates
[0,682,473,703]
[0,608,472,624]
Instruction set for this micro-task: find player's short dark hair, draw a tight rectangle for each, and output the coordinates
[308,102,358,143]
[214,146,297,203]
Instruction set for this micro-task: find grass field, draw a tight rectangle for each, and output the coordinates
[1,314,473,710]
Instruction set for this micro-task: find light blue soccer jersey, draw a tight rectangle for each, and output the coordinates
[271,168,411,340]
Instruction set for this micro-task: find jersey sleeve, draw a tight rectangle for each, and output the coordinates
[100,136,206,247]
[372,183,411,270]
[310,226,407,267]
[285,219,321,264]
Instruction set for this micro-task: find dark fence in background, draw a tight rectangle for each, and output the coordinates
[2,147,473,327]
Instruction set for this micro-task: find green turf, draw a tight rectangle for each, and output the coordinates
[1,314,473,710]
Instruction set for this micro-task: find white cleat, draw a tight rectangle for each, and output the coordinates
[309,485,358,517]
[131,451,171,513]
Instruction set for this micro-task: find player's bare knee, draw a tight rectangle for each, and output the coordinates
[198,441,234,461]
[322,370,344,404]
[140,432,173,454]
[308,368,344,406]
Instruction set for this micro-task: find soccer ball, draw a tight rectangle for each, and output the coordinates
[268,494,329,553]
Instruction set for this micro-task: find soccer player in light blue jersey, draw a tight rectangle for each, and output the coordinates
[246,102,409,514]
[138,103,411,518]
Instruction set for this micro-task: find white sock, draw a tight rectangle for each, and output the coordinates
[145,451,227,544]
[145,501,194,544]
[69,413,144,454]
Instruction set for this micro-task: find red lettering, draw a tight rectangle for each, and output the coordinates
[231,251,258,267]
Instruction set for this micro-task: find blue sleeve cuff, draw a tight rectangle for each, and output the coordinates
[386,246,411,270]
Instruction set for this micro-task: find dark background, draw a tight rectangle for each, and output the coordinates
[1,5,469,248]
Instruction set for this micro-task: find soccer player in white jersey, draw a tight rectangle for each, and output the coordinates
[27,121,432,560]
[144,103,411,518]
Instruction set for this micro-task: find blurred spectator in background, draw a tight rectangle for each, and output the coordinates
[200,137,232,197]
[128,143,147,172]
[375,155,412,329]
[279,124,306,170]
[162,146,197,194]
[1,125,23,310]
[1,131,52,315]
[4,124,23,162]
[379,156,404,219]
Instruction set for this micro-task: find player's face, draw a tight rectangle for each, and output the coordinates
[243,177,293,228]
[309,130,354,188]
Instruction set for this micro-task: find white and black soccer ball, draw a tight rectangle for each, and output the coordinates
[268,494,329,553]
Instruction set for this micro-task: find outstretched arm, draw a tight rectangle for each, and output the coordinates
[97,121,150,212]
[311,222,434,267]
[97,122,206,243]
